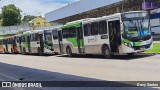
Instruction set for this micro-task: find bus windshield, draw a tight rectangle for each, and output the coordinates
[122,12,151,41]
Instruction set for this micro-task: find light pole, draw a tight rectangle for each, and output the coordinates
[122,0,124,13]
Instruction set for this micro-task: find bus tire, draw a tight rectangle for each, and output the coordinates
[66,47,73,57]
[54,52,59,55]
[127,53,135,56]
[102,45,111,59]
[38,47,42,56]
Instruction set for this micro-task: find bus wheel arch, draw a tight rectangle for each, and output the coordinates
[66,46,73,57]
[102,44,111,59]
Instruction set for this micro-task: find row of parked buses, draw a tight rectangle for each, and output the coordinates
[0,11,153,58]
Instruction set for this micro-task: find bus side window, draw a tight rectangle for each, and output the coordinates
[84,24,91,36]
[22,36,24,42]
[3,40,4,44]
[91,22,99,35]
[99,20,107,34]
[0,40,1,45]
[16,37,19,43]
[62,28,69,38]
[53,30,58,39]
[24,36,26,42]
[69,27,76,38]
[30,34,33,42]
[35,33,39,41]
[33,34,36,41]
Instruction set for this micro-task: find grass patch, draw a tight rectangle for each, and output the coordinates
[145,43,160,53]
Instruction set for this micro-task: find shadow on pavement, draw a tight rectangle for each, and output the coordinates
[0,53,55,57]
[0,52,156,60]
[0,62,158,90]
[57,53,155,60]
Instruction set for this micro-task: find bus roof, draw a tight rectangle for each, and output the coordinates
[61,21,82,29]
[83,11,148,24]
[22,31,32,36]
[30,30,44,34]
[61,18,96,29]
[44,25,62,30]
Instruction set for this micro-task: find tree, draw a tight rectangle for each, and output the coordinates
[22,15,36,23]
[1,4,21,26]
[0,13,2,26]
[0,13,2,20]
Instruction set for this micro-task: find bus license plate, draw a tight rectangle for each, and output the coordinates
[140,47,145,50]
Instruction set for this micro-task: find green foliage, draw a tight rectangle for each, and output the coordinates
[0,13,2,20]
[145,43,160,53]
[22,15,36,23]
[0,13,2,26]
[1,4,21,26]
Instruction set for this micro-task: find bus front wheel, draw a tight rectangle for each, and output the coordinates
[102,46,111,59]
[127,53,135,56]
[66,47,73,57]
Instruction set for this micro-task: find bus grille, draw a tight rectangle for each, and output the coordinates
[133,44,151,50]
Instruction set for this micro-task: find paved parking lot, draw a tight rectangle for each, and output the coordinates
[0,54,160,90]
[0,53,159,81]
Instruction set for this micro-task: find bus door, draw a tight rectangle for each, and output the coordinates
[83,23,94,54]
[5,40,8,52]
[19,37,22,53]
[12,38,17,52]
[108,19,121,53]
[27,36,31,53]
[39,34,44,53]
[58,30,63,54]
[77,27,84,53]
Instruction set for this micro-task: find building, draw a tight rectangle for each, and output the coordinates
[150,12,160,34]
[45,0,160,24]
[29,16,51,30]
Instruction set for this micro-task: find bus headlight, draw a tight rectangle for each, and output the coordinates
[124,43,132,47]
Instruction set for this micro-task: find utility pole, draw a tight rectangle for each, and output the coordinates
[122,0,124,13]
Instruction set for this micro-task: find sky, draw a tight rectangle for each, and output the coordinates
[0,0,80,17]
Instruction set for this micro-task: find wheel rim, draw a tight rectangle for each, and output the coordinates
[67,48,71,56]
[104,48,109,56]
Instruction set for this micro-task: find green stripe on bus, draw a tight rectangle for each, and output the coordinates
[66,38,84,47]
[66,38,78,47]
[122,39,131,44]
[22,42,28,48]
[122,39,142,46]
[133,42,141,46]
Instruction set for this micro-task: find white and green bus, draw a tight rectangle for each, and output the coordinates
[21,31,32,54]
[20,28,60,55]
[53,11,153,58]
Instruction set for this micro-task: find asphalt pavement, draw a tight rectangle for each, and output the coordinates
[0,53,159,90]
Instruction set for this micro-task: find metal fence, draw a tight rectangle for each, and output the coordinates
[0,24,61,36]
[0,24,30,35]
[153,34,160,41]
